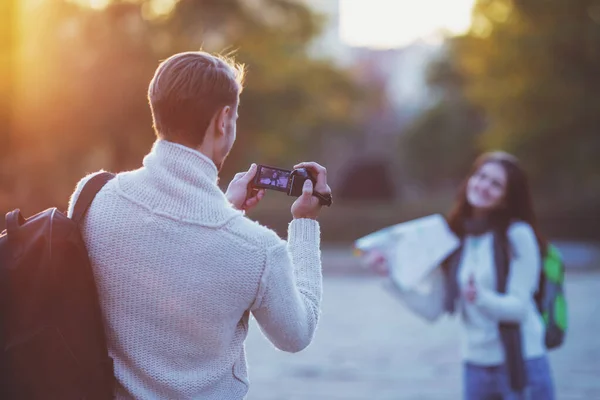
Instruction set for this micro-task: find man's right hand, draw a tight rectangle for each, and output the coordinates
[290,162,331,220]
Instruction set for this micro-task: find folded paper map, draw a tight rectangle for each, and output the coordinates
[354,214,460,290]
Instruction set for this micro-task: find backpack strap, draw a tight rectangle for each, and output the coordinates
[493,227,527,393]
[71,172,115,224]
[5,209,26,260]
[6,209,25,236]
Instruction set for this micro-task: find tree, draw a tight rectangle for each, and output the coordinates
[0,0,17,222]
[0,0,14,157]
[399,48,484,190]
[9,0,371,214]
[453,0,600,197]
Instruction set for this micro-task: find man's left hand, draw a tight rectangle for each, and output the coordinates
[225,164,266,211]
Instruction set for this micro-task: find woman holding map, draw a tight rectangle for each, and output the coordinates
[366,152,555,400]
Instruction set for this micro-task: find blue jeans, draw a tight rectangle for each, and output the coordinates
[464,356,555,400]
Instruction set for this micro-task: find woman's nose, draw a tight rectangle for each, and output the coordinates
[477,181,490,193]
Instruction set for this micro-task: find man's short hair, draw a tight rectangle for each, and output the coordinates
[148,51,246,147]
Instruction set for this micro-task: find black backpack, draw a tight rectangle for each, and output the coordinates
[0,172,115,399]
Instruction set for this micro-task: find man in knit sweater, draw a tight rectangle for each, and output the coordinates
[67,51,330,399]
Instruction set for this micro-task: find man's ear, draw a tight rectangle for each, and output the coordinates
[215,105,231,136]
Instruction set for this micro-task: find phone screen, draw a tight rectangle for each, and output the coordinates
[254,165,291,192]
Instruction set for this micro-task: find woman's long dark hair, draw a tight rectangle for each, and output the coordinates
[447,151,547,253]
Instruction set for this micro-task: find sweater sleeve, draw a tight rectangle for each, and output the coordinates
[475,222,541,322]
[251,218,322,353]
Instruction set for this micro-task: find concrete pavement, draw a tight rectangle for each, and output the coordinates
[318,241,600,277]
[244,271,600,400]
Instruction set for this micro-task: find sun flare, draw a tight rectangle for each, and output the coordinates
[340,0,476,49]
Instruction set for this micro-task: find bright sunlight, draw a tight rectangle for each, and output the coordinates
[340,0,476,49]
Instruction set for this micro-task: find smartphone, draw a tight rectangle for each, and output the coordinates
[252,165,292,193]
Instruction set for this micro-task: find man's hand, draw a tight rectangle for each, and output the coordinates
[225,164,266,211]
[290,161,331,220]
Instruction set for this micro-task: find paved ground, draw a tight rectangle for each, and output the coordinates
[244,267,600,399]
[319,241,600,276]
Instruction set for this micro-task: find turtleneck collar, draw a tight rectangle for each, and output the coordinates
[115,139,241,226]
[148,139,219,184]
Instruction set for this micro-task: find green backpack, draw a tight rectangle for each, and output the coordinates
[535,244,568,349]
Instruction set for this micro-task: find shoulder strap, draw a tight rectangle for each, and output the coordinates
[493,227,528,392]
[493,228,511,293]
[71,172,115,224]
[5,209,25,236]
[441,242,464,314]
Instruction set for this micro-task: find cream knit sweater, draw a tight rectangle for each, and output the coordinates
[67,140,323,399]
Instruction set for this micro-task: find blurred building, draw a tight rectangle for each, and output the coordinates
[301,0,442,201]
[302,0,440,115]
[301,0,355,66]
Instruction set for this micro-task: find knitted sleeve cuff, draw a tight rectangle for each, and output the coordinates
[288,218,321,243]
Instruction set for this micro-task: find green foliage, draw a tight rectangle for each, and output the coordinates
[401,100,481,187]
[403,0,600,214]
[454,0,600,194]
[4,0,370,215]
[0,0,16,213]
[400,52,483,188]
[0,0,15,158]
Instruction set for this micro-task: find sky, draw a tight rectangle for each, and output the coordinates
[339,0,477,49]
[24,0,477,50]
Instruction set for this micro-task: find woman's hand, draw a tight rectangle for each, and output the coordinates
[463,274,477,303]
[364,250,390,276]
